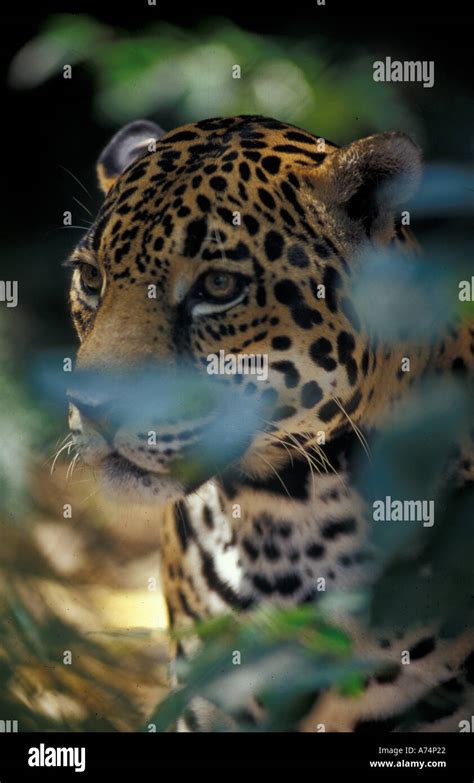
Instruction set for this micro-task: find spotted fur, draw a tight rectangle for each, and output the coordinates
[66,116,474,731]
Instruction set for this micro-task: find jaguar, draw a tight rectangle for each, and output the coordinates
[65,115,474,731]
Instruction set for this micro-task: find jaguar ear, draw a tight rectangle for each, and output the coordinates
[315,131,422,235]
[96,119,166,193]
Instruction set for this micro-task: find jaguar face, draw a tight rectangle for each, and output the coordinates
[67,116,421,502]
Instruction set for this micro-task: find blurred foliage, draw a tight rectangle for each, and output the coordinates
[352,167,474,343]
[0,315,59,516]
[9,13,419,141]
[0,578,168,731]
[0,316,170,731]
[361,378,474,633]
[33,358,268,487]
[0,492,171,730]
[149,605,378,731]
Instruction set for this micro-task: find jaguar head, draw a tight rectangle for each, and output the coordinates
[67,116,421,502]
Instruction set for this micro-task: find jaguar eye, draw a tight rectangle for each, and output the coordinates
[190,269,248,316]
[79,263,102,296]
[200,271,239,301]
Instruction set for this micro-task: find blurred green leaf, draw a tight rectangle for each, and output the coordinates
[147,605,379,731]
[10,15,421,141]
[8,14,110,88]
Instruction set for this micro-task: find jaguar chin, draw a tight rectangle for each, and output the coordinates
[98,452,185,503]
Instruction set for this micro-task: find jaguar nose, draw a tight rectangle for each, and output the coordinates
[67,393,117,443]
